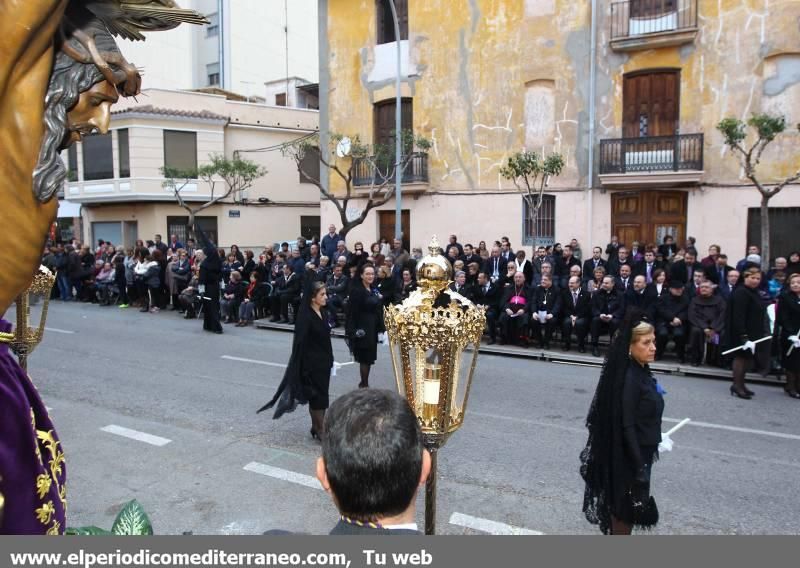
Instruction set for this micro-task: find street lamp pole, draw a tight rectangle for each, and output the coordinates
[387,0,403,243]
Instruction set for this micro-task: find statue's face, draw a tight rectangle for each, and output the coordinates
[65,80,118,146]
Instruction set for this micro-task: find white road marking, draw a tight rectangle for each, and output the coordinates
[45,327,75,334]
[221,355,287,369]
[449,512,543,535]
[100,425,172,447]
[243,462,322,490]
[663,417,800,442]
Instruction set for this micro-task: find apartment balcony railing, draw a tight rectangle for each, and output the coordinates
[600,133,703,175]
[610,0,698,50]
[352,152,429,188]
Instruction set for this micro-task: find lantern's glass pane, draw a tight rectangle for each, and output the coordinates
[449,342,479,429]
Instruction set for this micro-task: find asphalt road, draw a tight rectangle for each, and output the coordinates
[16,301,800,535]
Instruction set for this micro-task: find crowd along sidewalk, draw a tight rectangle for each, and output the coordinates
[254,320,785,386]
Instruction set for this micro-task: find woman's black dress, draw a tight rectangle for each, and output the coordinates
[777,290,800,372]
[347,284,383,365]
[258,304,333,418]
[728,285,767,360]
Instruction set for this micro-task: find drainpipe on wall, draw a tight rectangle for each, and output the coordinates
[587,0,598,246]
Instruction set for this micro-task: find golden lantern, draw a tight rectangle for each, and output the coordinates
[384,236,486,534]
[7,266,57,371]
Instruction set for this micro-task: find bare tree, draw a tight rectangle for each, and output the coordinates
[282,132,430,240]
[162,154,266,239]
[718,114,800,269]
[500,151,565,246]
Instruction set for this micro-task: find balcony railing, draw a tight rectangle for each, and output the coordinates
[611,0,698,39]
[599,133,704,175]
[352,152,429,187]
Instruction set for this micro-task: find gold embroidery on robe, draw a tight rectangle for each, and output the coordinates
[35,501,55,525]
[46,521,61,536]
[36,474,51,499]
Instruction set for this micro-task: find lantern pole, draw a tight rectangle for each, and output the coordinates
[424,444,439,535]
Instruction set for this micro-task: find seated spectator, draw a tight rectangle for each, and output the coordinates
[556,245,580,288]
[514,249,534,285]
[711,253,732,286]
[685,269,706,298]
[719,269,739,300]
[452,259,465,275]
[701,244,721,268]
[466,261,481,286]
[533,261,557,289]
[474,271,501,344]
[270,264,302,324]
[568,264,582,285]
[394,269,417,304]
[590,276,623,356]
[241,250,256,280]
[587,266,606,295]
[768,271,786,299]
[94,262,116,306]
[616,264,633,293]
[317,389,430,535]
[498,272,531,347]
[222,253,243,284]
[635,250,662,284]
[561,275,590,352]
[530,274,561,349]
[221,271,246,324]
[463,243,482,266]
[658,235,678,261]
[237,273,269,327]
[445,245,462,266]
[629,241,644,263]
[655,281,690,362]
[178,265,201,318]
[316,256,332,283]
[326,264,349,326]
[650,268,668,299]
[448,270,473,300]
[624,275,657,321]
[582,247,606,283]
[332,241,350,265]
[687,280,726,366]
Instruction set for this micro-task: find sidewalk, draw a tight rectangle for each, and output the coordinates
[255,320,785,386]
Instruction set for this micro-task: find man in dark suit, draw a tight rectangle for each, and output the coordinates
[462,243,482,267]
[655,281,690,362]
[483,246,505,285]
[582,246,606,283]
[448,270,474,301]
[616,264,633,293]
[530,274,561,349]
[556,244,581,288]
[605,235,622,264]
[317,389,428,535]
[719,269,739,300]
[499,241,514,267]
[561,275,590,352]
[531,245,552,278]
[474,272,501,344]
[669,249,702,285]
[590,276,624,356]
[709,253,732,286]
[607,246,633,277]
[657,235,677,261]
[269,264,301,324]
[635,250,662,284]
[624,275,657,321]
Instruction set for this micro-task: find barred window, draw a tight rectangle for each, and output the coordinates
[522,194,556,247]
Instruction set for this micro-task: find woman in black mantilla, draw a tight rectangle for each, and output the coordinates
[346,263,384,389]
[727,266,767,399]
[777,272,800,399]
[257,276,334,441]
[580,311,665,535]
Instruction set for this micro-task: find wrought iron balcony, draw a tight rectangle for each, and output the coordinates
[600,133,703,174]
[352,152,429,187]
[610,0,698,51]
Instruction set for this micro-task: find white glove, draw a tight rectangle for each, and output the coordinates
[658,433,674,453]
[790,335,800,349]
[743,340,757,353]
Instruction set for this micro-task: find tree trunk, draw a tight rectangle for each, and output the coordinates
[188,211,197,243]
[760,194,770,271]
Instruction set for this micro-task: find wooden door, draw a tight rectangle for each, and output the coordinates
[374,98,413,149]
[623,71,679,138]
[611,191,686,247]
[378,210,410,252]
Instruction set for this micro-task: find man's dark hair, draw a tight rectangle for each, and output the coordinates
[323,389,423,522]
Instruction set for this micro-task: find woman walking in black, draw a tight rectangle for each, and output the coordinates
[727,267,767,399]
[197,227,223,334]
[777,273,800,399]
[580,311,664,535]
[257,280,334,441]
[346,264,383,388]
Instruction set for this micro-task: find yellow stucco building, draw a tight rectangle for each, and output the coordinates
[321,0,800,260]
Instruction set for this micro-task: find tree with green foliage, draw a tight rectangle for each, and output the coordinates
[282,131,431,240]
[500,150,565,247]
[717,113,800,269]
[162,154,266,239]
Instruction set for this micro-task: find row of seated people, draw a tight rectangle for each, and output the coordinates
[465,270,726,365]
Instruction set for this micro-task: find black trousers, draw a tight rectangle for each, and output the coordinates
[656,323,686,357]
[591,317,619,346]
[562,316,588,347]
[498,312,529,344]
[531,316,557,345]
[485,308,499,340]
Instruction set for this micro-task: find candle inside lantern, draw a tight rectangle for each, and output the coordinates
[422,355,441,422]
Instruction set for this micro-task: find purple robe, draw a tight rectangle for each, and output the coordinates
[0,319,66,534]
